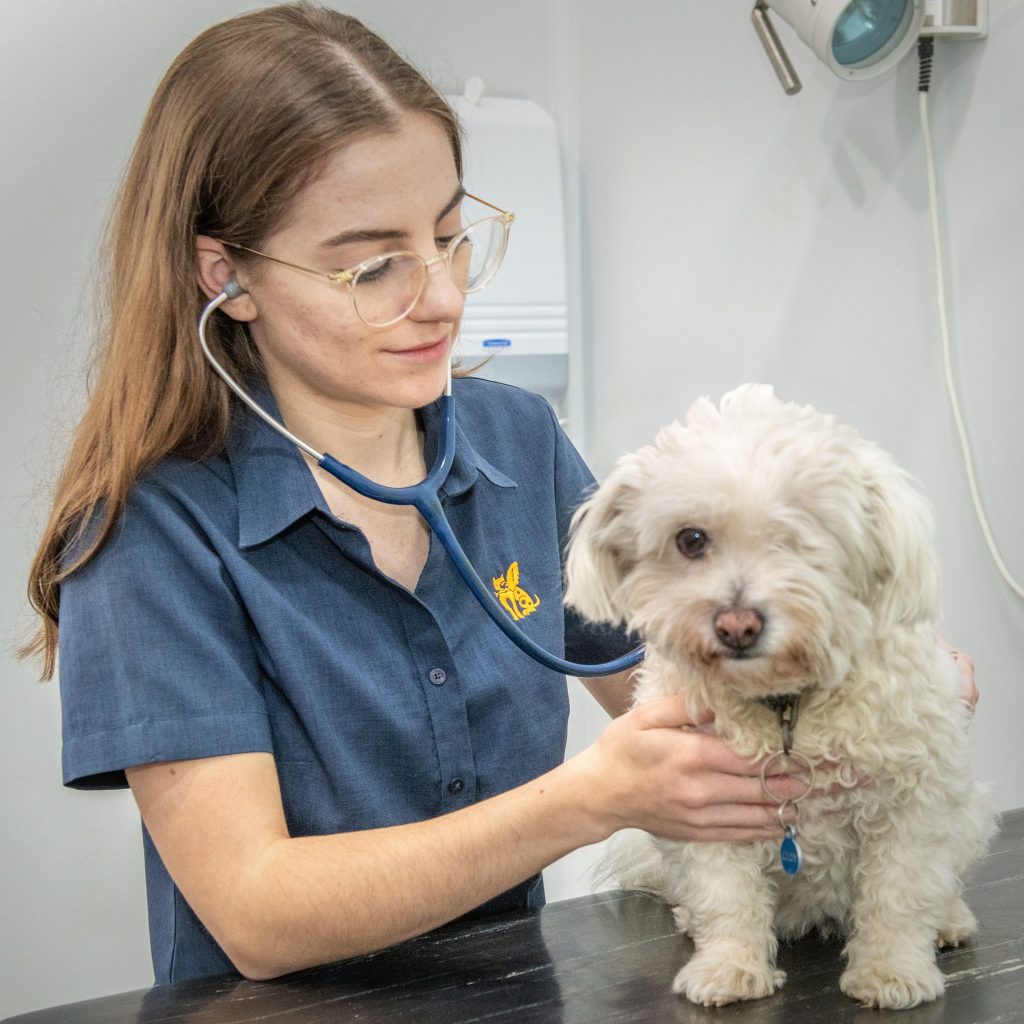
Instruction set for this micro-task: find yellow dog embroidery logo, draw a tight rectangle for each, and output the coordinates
[492,561,541,621]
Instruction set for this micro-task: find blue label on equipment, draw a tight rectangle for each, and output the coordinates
[482,338,512,348]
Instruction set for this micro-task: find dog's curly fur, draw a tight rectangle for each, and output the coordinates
[565,385,996,1010]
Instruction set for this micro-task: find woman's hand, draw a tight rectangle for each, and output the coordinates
[940,639,979,716]
[572,693,808,844]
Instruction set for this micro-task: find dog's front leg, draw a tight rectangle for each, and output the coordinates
[660,841,784,1006]
[840,823,955,1009]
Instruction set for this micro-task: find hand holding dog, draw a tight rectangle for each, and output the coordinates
[578,645,977,849]
[575,693,811,843]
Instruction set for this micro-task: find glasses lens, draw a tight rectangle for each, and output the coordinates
[352,254,426,327]
[349,211,509,325]
[452,216,509,295]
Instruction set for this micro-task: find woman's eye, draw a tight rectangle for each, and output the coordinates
[676,527,710,559]
[436,234,458,249]
[356,258,395,285]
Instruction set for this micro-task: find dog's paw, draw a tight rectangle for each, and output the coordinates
[671,947,785,1006]
[936,897,978,948]
[840,959,945,1009]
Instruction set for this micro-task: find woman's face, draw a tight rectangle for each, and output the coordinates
[238,112,466,421]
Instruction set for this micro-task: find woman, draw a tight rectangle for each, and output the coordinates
[24,3,976,986]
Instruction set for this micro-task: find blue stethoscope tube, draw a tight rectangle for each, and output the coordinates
[199,287,644,678]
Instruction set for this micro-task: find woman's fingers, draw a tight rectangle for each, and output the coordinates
[940,638,979,714]
[650,800,796,843]
[682,734,816,803]
[601,698,850,840]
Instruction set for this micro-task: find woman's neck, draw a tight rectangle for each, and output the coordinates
[273,386,426,487]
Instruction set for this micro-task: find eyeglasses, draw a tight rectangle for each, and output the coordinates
[218,193,514,328]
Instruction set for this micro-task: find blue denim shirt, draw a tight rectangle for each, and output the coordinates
[58,377,632,984]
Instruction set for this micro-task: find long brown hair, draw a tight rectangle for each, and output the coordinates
[23,3,463,678]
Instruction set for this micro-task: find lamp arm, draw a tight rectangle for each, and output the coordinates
[752,0,802,95]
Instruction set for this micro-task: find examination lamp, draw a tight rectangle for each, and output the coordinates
[752,0,926,95]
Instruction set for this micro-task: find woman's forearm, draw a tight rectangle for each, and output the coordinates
[132,693,803,982]
[231,755,606,979]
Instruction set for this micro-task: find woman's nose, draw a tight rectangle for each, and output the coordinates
[409,258,465,323]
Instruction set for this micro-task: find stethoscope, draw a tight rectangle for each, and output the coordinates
[199,281,644,678]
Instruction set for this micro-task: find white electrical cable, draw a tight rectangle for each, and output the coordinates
[918,87,1024,600]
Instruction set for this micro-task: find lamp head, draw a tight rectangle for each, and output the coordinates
[754,0,926,92]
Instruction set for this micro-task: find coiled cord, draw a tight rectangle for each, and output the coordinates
[917,35,934,92]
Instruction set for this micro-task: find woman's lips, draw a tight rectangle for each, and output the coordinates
[386,336,449,363]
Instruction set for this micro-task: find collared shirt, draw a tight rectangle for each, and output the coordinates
[58,377,633,984]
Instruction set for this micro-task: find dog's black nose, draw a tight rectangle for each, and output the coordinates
[714,607,764,652]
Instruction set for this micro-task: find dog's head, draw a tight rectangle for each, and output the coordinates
[565,384,939,699]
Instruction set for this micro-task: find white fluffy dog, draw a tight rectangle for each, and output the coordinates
[565,385,995,1010]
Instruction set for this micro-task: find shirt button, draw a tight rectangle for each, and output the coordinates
[428,668,447,686]
[448,778,465,795]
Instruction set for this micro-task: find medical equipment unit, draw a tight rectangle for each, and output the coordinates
[198,282,643,681]
[448,87,570,414]
[752,0,987,95]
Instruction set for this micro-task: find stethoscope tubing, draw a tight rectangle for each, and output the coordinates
[199,289,645,678]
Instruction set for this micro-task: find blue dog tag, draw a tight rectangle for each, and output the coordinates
[780,828,802,875]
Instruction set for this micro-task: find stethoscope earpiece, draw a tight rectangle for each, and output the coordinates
[222,277,246,300]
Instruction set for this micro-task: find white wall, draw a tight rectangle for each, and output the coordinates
[2,1,1021,1016]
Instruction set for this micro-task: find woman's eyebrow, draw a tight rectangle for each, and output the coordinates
[436,186,465,222]
[318,187,466,250]
[318,226,404,248]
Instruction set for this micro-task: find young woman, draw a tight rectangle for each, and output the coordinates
[24,3,976,987]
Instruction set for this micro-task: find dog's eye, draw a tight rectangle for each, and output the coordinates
[676,527,710,559]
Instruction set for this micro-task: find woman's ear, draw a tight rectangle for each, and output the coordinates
[195,236,257,321]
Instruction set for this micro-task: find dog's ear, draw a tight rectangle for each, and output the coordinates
[563,464,643,626]
[859,446,940,628]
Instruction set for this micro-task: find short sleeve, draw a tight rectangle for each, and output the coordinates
[543,403,640,667]
[58,473,273,789]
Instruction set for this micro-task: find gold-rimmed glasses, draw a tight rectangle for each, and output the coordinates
[218,193,514,328]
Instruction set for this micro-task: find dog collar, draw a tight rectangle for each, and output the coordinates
[758,693,802,755]
[757,692,810,877]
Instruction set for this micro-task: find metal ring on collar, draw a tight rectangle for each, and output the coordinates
[759,750,816,804]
